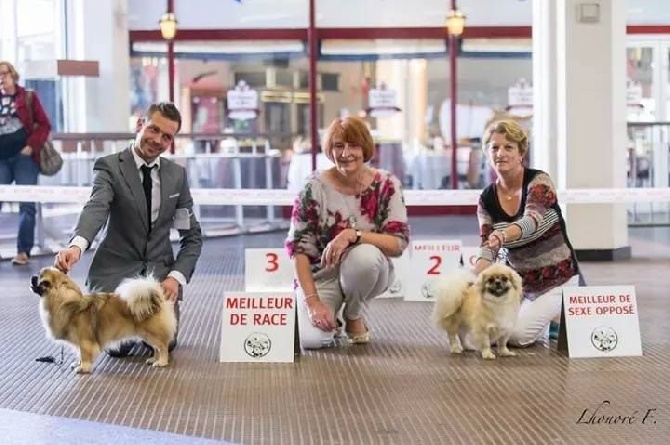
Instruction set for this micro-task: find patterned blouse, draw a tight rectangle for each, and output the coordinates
[285,169,410,277]
[477,168,579,298]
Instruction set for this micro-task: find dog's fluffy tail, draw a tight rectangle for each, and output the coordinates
[116,275,166,321]
[429,269,477,328]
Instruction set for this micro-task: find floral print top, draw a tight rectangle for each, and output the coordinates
[285,169,410,276]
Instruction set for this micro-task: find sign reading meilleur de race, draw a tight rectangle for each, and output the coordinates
[220,292,296,363]
[560,286,642,358]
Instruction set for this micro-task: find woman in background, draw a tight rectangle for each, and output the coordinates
[0,61,52,265]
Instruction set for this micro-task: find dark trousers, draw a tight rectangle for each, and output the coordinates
[0,153,39,255]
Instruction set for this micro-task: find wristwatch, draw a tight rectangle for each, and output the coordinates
[353,230,362,245]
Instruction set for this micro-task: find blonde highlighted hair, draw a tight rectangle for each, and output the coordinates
[0,61,20,82]
[482,119,529,157]
[322,116,375,162]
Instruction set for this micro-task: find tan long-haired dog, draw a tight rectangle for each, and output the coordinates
[429,263,523,360]
[30,267,177,374]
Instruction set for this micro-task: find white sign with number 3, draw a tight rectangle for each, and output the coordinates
[403,239,463,302]
[244,248,294,292]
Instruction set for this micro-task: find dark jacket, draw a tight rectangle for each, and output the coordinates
[12,85,52,165]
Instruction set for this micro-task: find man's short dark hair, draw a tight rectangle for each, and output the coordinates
[146,102,182,132]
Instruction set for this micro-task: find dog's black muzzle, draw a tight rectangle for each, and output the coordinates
[30,275,44,296]
[488,281,510,297]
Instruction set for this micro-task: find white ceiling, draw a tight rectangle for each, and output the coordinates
[128,0,670,30]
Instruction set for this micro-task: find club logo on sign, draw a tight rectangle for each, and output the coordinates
[591,326,618,352]
[244,332,272,358]
[421,283,432,299]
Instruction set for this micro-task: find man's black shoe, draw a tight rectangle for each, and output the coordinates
[106,341,135,358]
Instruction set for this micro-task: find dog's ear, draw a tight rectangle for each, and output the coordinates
[509,269,524,301]
[511,270,523,292]
[475,269,487,295]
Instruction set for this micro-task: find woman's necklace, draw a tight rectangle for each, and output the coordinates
[498,182,521,201]
[503,190,518,201]
[341,171,365,229]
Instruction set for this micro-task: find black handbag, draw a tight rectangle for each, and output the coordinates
[26,90,63,176]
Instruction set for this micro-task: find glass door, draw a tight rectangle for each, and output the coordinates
[626,39,670,225]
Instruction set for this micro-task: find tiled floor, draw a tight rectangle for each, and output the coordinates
[0,407,230,445]
[0,216,668,444]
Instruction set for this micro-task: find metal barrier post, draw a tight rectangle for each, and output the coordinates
[265,151,275,222]
[233,154,244,228]
[185,156,203,233]
[76,141,84,186]
[35,202,46,251]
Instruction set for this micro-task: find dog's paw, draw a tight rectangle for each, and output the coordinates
[461,342,477,352]
[146,358,169,367]
[74,365,91,374]
[498,347,517,357]
[481,350,496,360]
[449,335,463,354]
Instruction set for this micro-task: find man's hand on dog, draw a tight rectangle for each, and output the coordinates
[54,246,81,273]
[161,277,180,302]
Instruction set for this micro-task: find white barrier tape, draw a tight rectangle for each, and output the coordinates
[1,185,670,206]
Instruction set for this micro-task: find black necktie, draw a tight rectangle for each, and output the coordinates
[140,164,154,231]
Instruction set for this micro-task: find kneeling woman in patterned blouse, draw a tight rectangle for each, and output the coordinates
[474,119,584,347]
[285,116,410,349]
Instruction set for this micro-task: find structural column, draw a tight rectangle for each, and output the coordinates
[541,0,630,259]
[0,0,18,64]
[374,59,408,143]
[66,0,131,132]
[531,0,559,181]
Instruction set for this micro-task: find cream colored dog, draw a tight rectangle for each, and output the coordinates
[31,267,177,374]
[429,263,523,359]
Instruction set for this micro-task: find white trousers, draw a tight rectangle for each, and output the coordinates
[509,274,581,347]
[296,244,392,350]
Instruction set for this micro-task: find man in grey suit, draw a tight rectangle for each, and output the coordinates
[54,102,202,357]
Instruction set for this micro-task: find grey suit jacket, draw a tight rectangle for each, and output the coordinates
[73,146,203,292]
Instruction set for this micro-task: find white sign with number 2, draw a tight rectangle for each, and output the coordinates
[403,240,463,302]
